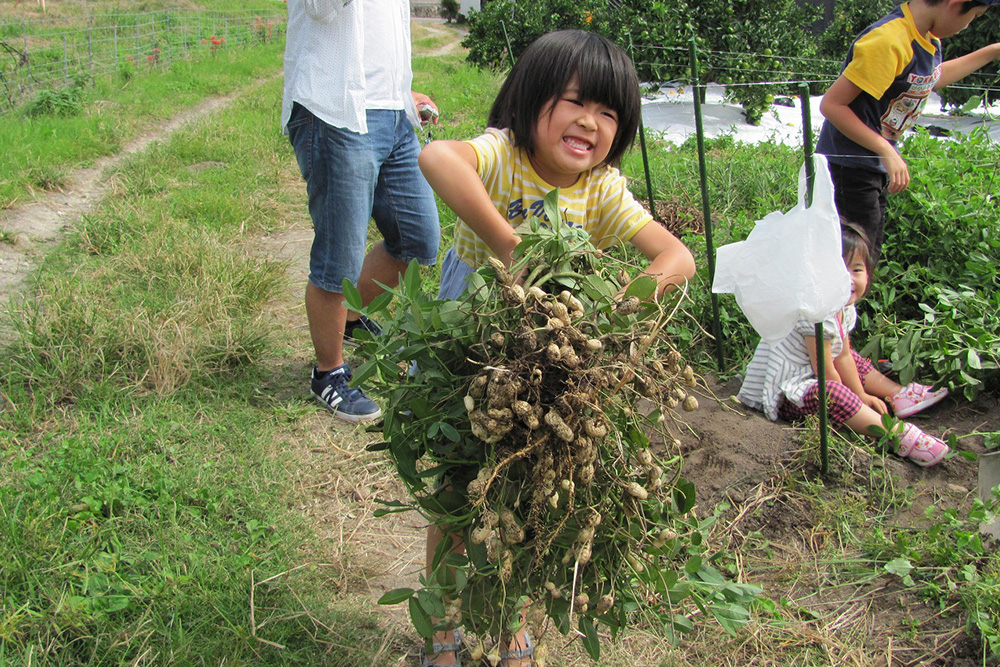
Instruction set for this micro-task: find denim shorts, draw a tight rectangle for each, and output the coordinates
[286,103,440,293]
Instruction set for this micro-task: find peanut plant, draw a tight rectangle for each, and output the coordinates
[349,191,760,662]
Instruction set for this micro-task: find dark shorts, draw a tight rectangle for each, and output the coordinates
[828,162,888,265]
[286,103,440,293]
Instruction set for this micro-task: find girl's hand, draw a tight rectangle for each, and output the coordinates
[860,393,887,415]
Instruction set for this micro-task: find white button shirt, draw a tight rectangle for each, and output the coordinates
[281,0,419,135]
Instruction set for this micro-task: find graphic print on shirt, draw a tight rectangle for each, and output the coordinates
[507,198,549,223]
[880,65,941,141]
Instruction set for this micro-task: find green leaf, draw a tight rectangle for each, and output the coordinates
[404,259,423,299]
[579,615,601,660]
[884,558,913,578]
[444,553,469,568]
[408,597,435,638]
[365,290,394,316]
[673,478,696,513]
[967,349,982,370]
[378,588,415,605]
[624,275,657,301]
[341,278,363,311]
[960,94,982,113]
[671,613,695,634]
[352,358,379,386]
[542,187,562,226]
[417,589,447,619]
[438,422,461,442]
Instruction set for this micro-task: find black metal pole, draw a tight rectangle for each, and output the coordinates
[638,119,657,222]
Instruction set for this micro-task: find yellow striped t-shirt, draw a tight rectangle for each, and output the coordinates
[452,128,652,268]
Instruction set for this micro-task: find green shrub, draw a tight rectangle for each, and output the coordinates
[462,0,603,70]
[24,87,84,117]
[857,128,1000,398]
[815,0,894,60]
[938,14,1000,109]
[440,0,461,23]
[462,0,821,124]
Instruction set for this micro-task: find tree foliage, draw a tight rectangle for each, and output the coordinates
[462,0,820,124]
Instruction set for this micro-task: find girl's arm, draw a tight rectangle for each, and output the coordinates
[804,334,842,385]
[627,221,696,298]
[418,140,520,267]
[936,44,1000,90]
[819,75,909,193]
[834,334,888,414]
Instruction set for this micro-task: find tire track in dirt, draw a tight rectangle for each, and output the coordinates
[0,90,248,305]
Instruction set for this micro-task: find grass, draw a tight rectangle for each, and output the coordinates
[0,0,282,23]
[0,29,399,662]
[1,12,998,667]
[0,40,285,209]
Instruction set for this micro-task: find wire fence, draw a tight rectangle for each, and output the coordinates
[0,9,286,114]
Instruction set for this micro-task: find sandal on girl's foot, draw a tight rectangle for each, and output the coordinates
[422,629,463,667]
[497,631,533,666]
[891,382,949,418]
[896,423,949,467]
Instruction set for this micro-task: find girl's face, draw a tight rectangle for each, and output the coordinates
[530,77,619,187]
[844,249,868,306]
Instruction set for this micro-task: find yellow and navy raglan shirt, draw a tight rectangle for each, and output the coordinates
[451,128,651,269]
[816,1,943,173]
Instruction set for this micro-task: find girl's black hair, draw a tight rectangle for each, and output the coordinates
[487,30,641,167]
[841,219,874,298]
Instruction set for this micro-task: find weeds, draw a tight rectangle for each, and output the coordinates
[872,494,1000,659]
[24,87,83,117]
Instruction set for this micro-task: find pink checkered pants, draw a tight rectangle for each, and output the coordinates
[778,350,875,426]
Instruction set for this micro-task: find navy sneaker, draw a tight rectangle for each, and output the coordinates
[310,364,381,422]
[343,315,382,347]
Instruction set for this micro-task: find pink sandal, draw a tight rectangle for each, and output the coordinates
[896,423,949,467]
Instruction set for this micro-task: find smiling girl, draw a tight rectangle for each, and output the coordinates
[419,29,695,306]
[416,30,695,666]
[737,223,951,467]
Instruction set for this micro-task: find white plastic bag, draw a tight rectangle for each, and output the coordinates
[712,155,849,342]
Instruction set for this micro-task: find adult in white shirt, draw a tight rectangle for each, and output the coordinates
[282,0,440,422]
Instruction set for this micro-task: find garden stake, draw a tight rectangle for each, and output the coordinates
[638,120,656,221]
[689,39,725,370]
[799,83,829,476]
[629,38,658,225]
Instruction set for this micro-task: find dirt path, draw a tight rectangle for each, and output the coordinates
[0,19,465,304]
[0,92,242,303]
[413,16,468,57]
